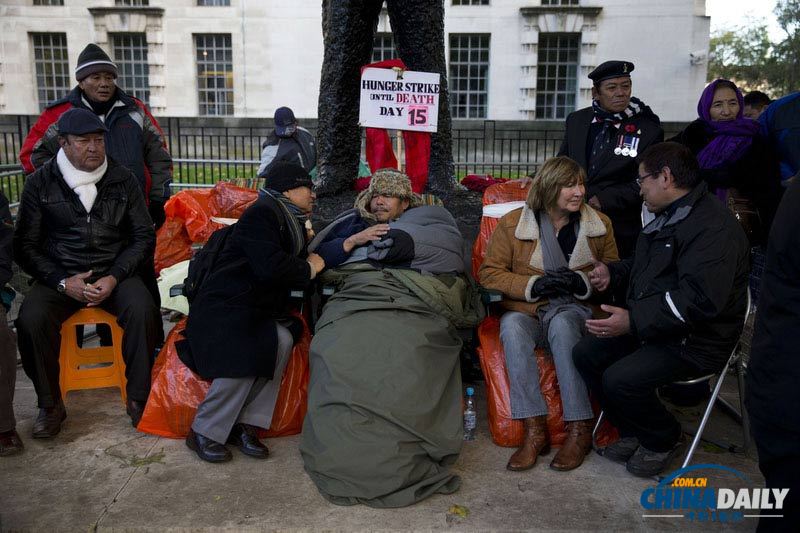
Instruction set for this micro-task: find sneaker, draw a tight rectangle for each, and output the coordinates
[599,436,640,464]
[626,438,685,477]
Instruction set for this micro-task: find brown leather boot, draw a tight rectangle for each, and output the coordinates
[549,418,594,471]
[506,415,550,471]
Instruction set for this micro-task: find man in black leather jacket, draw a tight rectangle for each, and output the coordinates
[14,108,162,436]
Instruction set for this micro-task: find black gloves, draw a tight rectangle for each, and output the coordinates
[532,267,588,298]
[532,274,571,297]
[551,266,588,295]
[149,201,166,230]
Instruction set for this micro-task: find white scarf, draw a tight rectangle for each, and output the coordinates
[56,148,107,213]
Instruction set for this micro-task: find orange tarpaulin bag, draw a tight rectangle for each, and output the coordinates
[476,316,617,448]
[137,313,312,439]
[154,182,259,274]
[473,181,618,448]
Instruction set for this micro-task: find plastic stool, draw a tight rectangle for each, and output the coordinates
[58,307,127,403]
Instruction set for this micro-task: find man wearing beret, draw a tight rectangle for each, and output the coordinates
[558,60,664,258]
[19,43,172,230]
[14,108,162,436]
[178,162,325,463]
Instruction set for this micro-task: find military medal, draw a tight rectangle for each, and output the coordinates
[614,134,640,158]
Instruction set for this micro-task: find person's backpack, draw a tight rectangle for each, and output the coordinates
[182,225,236,304]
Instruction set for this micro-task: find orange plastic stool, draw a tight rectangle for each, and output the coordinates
[58,307,127,403]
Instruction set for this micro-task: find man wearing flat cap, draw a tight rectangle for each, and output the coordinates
[19,43,172,230]
[178,162,325,463]
[558,60,664,258]
[14,108,162,436]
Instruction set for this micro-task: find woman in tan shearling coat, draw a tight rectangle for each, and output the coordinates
[479,156,618,473]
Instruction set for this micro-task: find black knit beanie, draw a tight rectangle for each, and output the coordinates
[75,44,118,81]
[263,162,314,192]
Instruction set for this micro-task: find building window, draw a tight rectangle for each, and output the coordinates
[198,0,230,5]
[33,0,64,5]
[115,0,149,5]
[112,33,150,104]
[195,34,233,116]
[536,33,580,119]
[31,33,70,111]
[541,0,579,5]
[448,34,490,119]
[371,33,398,63]
[452,0,489,4]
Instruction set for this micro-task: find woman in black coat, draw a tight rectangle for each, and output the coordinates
[178,163,324,463]
[669,79,782,245]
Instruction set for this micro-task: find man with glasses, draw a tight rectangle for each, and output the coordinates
[558,60,664,258]
[572,142,750,477]
[14,108,161,435]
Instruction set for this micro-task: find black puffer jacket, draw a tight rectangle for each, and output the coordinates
[610,182,750,371]
[13,157,155,289]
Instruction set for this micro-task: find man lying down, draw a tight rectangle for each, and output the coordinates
[300,169,483,508]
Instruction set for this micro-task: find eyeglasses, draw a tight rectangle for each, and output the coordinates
[636,171,658,186]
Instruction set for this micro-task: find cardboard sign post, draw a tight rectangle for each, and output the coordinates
[359,68,440,133]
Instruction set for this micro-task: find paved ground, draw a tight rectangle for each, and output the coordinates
[1,319,763,532]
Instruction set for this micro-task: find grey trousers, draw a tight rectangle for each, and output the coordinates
[192,323,294,444]
[0,308,17,433]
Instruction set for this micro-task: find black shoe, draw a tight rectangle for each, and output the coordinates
[126,399,146,428]
[227,423,269,459]
[185,429,232,463]
[626,438,685,477]
[0,429,24,456]
[32,403,67,439]
[599,436,640,464]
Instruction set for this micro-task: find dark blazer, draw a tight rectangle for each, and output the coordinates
[178,194,312,380]
[559,105,664,257]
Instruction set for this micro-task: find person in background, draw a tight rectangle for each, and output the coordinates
[669,79,782,246]
[256,107,317,178]
[743,91,772,120]
[759,91,800,188]
[558,60,664,258]
[479,156,618,473]
[0,192,21,456]
[19,43,172,229]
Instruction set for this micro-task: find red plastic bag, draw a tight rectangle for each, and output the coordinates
[137,313,312,439]
[476,316,617,447]
[154,182,259,274]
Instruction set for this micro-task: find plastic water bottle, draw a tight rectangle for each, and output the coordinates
[463,387,476,441]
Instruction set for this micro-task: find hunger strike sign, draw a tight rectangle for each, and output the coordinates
[358,68,440,133]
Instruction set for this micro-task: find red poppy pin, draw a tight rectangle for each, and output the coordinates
[624,124,637,133]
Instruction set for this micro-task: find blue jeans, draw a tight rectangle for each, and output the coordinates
[500,310,593,421]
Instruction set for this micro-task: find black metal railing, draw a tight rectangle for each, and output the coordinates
[1,115,684,202]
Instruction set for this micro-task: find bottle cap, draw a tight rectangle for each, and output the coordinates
[466,387,474,396]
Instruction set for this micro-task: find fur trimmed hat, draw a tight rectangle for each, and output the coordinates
[75,44,118,81]
[354,168,421,221]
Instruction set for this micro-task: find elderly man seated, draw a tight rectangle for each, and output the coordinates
[14,108,162,435]
[300,170,482,508]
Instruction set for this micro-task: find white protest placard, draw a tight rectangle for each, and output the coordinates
[358,68,440,133]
